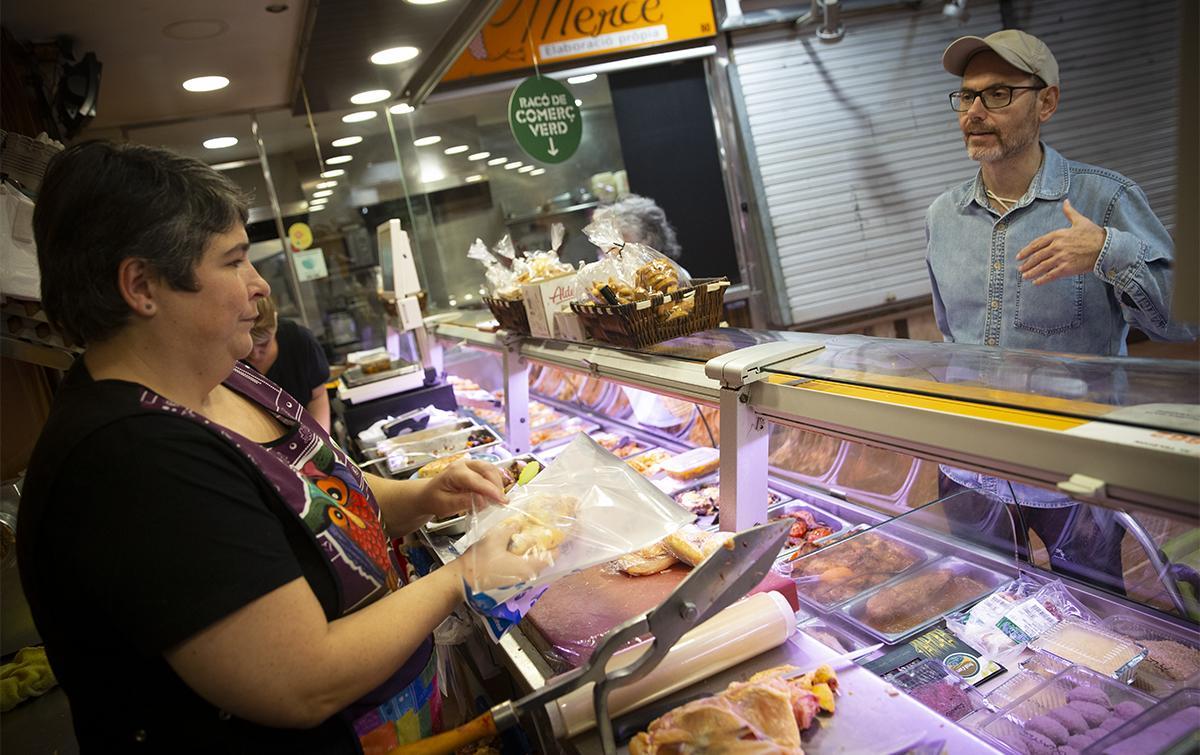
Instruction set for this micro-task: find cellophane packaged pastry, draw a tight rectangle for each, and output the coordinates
[455,434,693,640]
[576,216,692,306]
[943,574,1097,664]
[467,237,521,300]
[513,222,574,286]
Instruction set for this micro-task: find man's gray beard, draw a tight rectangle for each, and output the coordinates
[964,115,1039,163]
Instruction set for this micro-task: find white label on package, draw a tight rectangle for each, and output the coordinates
[995,598,1059,644]
[968,592,1018,628]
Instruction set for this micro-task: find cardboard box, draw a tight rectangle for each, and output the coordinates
[521,273,578,338]
[553,310,586,342]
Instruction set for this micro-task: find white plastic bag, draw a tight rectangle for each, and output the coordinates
[454,434,693,640]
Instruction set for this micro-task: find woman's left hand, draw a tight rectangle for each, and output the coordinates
[422,459,507,519]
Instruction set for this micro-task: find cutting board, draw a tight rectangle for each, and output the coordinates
[523,561,798,671]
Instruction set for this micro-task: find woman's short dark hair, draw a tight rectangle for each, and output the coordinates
[33,140,249,345]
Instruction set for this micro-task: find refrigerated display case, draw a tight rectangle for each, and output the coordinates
[419,321,1198,753]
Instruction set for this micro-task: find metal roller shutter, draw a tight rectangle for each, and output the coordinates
[729,0,1180,326]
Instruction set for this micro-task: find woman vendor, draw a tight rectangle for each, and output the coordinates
[17,141,546,752]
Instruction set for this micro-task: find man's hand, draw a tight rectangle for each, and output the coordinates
[1017,199,1107,285]
[420,459,507,520]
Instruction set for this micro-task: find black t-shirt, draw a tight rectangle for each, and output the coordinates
[17,363,355,753]
[265,318,329,405]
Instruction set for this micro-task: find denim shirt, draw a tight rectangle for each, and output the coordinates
[925,143,1192,357]
[927,144,1193,507]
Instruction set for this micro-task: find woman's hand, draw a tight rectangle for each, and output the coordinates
[455,519,554,593]
[421,459,507,520]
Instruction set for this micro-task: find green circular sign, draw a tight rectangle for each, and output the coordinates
[508,76,582,165]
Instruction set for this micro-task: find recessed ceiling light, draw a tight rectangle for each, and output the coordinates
[331,136,363,148]
[312,189,333,198]
[342,111,377,123]
[443,144,469,155]
[530,168,546,176]
[468,151,490,161]
[309,205,325,212]
[413,135,441,147]
[575,99,582,106]
[316,180,338,189]
[183,75,229,92]
[405,0,448,5]
[486,156,507,166]
[504,161,523,170]
[465,174,484,183]
[371,46,420,65]
[389,103,415,115]
[421,167,445,183]
[350,89,390,105]
[567,73,597,85]
[326,155,353,165]
[518,165,535,173]
[309,197,328,205]
[203,136,238,149]
[320,169,345,178]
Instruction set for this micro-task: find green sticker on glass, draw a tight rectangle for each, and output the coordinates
[508,76,582,165]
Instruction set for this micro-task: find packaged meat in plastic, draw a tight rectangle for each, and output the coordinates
[454,434,693,640]
[579,215,692,309]
[467,237,520,300]
[943,574,1098,663]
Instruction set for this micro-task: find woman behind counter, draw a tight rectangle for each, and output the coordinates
[246,296,332,432]
[18,141,545,753]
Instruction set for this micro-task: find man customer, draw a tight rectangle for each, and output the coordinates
[925,30,1193,594]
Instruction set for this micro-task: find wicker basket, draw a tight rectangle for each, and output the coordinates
[0,131,63,194]
[570,278,729,349]
[482,295,531,335]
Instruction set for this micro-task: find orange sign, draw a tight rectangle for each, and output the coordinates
[443,0,716,82]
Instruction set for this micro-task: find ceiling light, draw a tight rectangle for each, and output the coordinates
[504,161,522,170]
[486,156,507,166]
[389,103,415,115]
[342,111,377,123]
[320,169,345,178]
[202,136,238,149]
[420,167,445,183]
[465,174,484,183]
[942,0,969,21]
[371,46,420,65]
[413,135,441,147]
[309,197,328,205]
[210,158,258,171]
[350,89,390,105]
[443,144,469,155]
[530,168,546,176]
[468,151,490,161]
[331,136,363,148]
[309,205,325,212]
[575,99,583,106]
[316,180,338,188]
[405,0,448,5]
[326,155,353,164]
[567,73,597,85]
[518,165,535,173]
[312,189,333,198]
[183,75,229,92]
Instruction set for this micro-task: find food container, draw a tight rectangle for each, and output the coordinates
[647,474,692,497]
[986,670,1048,710]
[790,531,939,613]
[482,294,531,335]
[977,666,1157,754]
[1031,618,1148,683]
[384,426,502,473]
[1083,687,1200,755]
[530,418,601,450]
[625,448,675,477]
[570,278,729,349]
[1100,614,1200,697]
[888,658,994,723]
[838,557,1006,644]
[1021,650,1074,679]
[676,484,787,525]
[657,447,720,481]
[798,615,877,654]
[768,500,852,553]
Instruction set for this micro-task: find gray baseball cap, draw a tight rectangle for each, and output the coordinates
[942,29,1060,87]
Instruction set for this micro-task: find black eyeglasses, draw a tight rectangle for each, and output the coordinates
[949,85,1047,112]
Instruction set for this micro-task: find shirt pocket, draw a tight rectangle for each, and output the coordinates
[1013,274,1084,335]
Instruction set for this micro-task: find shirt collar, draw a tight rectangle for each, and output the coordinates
[958,142,1070,210]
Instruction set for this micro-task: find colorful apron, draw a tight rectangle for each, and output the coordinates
[137,362,440,750]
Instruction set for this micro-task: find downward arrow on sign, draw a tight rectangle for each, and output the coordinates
[547,137,559,157]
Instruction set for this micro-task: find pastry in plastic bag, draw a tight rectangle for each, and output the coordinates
[505,494,579,557]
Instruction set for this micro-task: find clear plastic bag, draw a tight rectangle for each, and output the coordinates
[512,222,573,286]
[467,237,521,300]
[943,574,1097,663]
[582,215,691,294]
[454,434,693,641]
